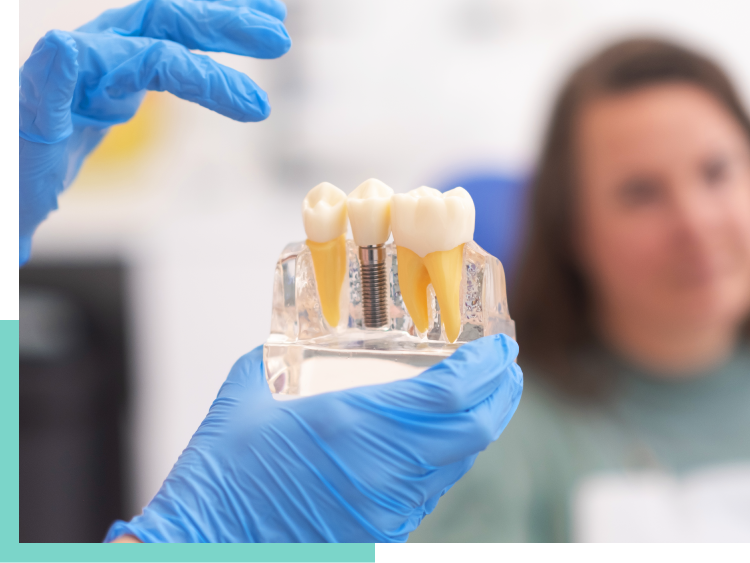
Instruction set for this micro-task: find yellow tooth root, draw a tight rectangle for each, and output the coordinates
[306,234,347,328]
[396,246,432,334]
[423,244,465,343]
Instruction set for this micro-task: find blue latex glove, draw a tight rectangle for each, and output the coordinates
[19,0,291,265]
[104,335,523,542]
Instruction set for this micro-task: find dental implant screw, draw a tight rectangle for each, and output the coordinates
[358,244,389,328]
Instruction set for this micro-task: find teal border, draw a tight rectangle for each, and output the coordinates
[1,320,374,562]
[2,544,375,563]
[1,321,19,556]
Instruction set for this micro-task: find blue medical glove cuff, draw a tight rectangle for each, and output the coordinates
[104,511,213,544]
[104,520,143,543]
[104,519,176,544]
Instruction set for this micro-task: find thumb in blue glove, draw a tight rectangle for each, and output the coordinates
[104,334,523,543]
[19,0,291,265]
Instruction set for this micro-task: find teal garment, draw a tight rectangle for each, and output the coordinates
[410,343,750,542]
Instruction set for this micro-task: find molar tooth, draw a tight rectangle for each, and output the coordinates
[391,187,475,342]
[302,182,348,328]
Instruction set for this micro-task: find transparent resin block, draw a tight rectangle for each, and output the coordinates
[264,240,515,397]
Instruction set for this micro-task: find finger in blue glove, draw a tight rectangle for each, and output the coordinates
[104,334,523,543]
[19,0,291,265]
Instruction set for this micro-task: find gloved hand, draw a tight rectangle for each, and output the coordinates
[104,334,523,542]
[19,0,290,265]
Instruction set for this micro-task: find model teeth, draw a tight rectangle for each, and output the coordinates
[303,182,348,244]
[392,187,475,342]
[347,179,394,247]
[302,182,348,328]
[391,187,475,258]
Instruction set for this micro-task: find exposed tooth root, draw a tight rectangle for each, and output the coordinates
[396,246,432,334]
[302,182,348,329]
[392,186,474,342]
[423,244,465,343]
[307,234,347,327]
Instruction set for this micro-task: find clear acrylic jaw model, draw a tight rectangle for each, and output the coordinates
[264,239,515,398]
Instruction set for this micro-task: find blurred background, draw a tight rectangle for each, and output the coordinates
[19,0,750,542]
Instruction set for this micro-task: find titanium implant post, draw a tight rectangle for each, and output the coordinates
[358,244,388,328]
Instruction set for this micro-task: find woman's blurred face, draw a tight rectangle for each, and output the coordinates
[574,83,750,339]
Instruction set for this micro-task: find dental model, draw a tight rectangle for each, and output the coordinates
[266,181,513,397]
[391,186,475,343]
[347,179,394,328]
[302,182,349,328]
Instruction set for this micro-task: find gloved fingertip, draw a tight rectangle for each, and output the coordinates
[511,361,524,390]
[42,29,78,53]
[507,363,524,412]
[253,0,288,22]
[492,333,519,360]
[280,34,292,57]
[257,92,272,120]
[219,345,271,398]
[37,29,79,85]
[20,29,79,144]
[246,19,292,59]
[396,334,521,413]
[247,0,288,22]
[229,346,265,377]
[260,34,292,60]
[240,89,271,122]
[448,333,518,374]
[275,0,288,22]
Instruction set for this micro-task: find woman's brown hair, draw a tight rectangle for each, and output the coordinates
[512,37,750,396]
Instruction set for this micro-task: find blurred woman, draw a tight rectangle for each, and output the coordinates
[411,38,750,542]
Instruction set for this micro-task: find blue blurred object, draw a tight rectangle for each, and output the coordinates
[438,172,528,285]
[18,0,291,266]
[105,337,523,542]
